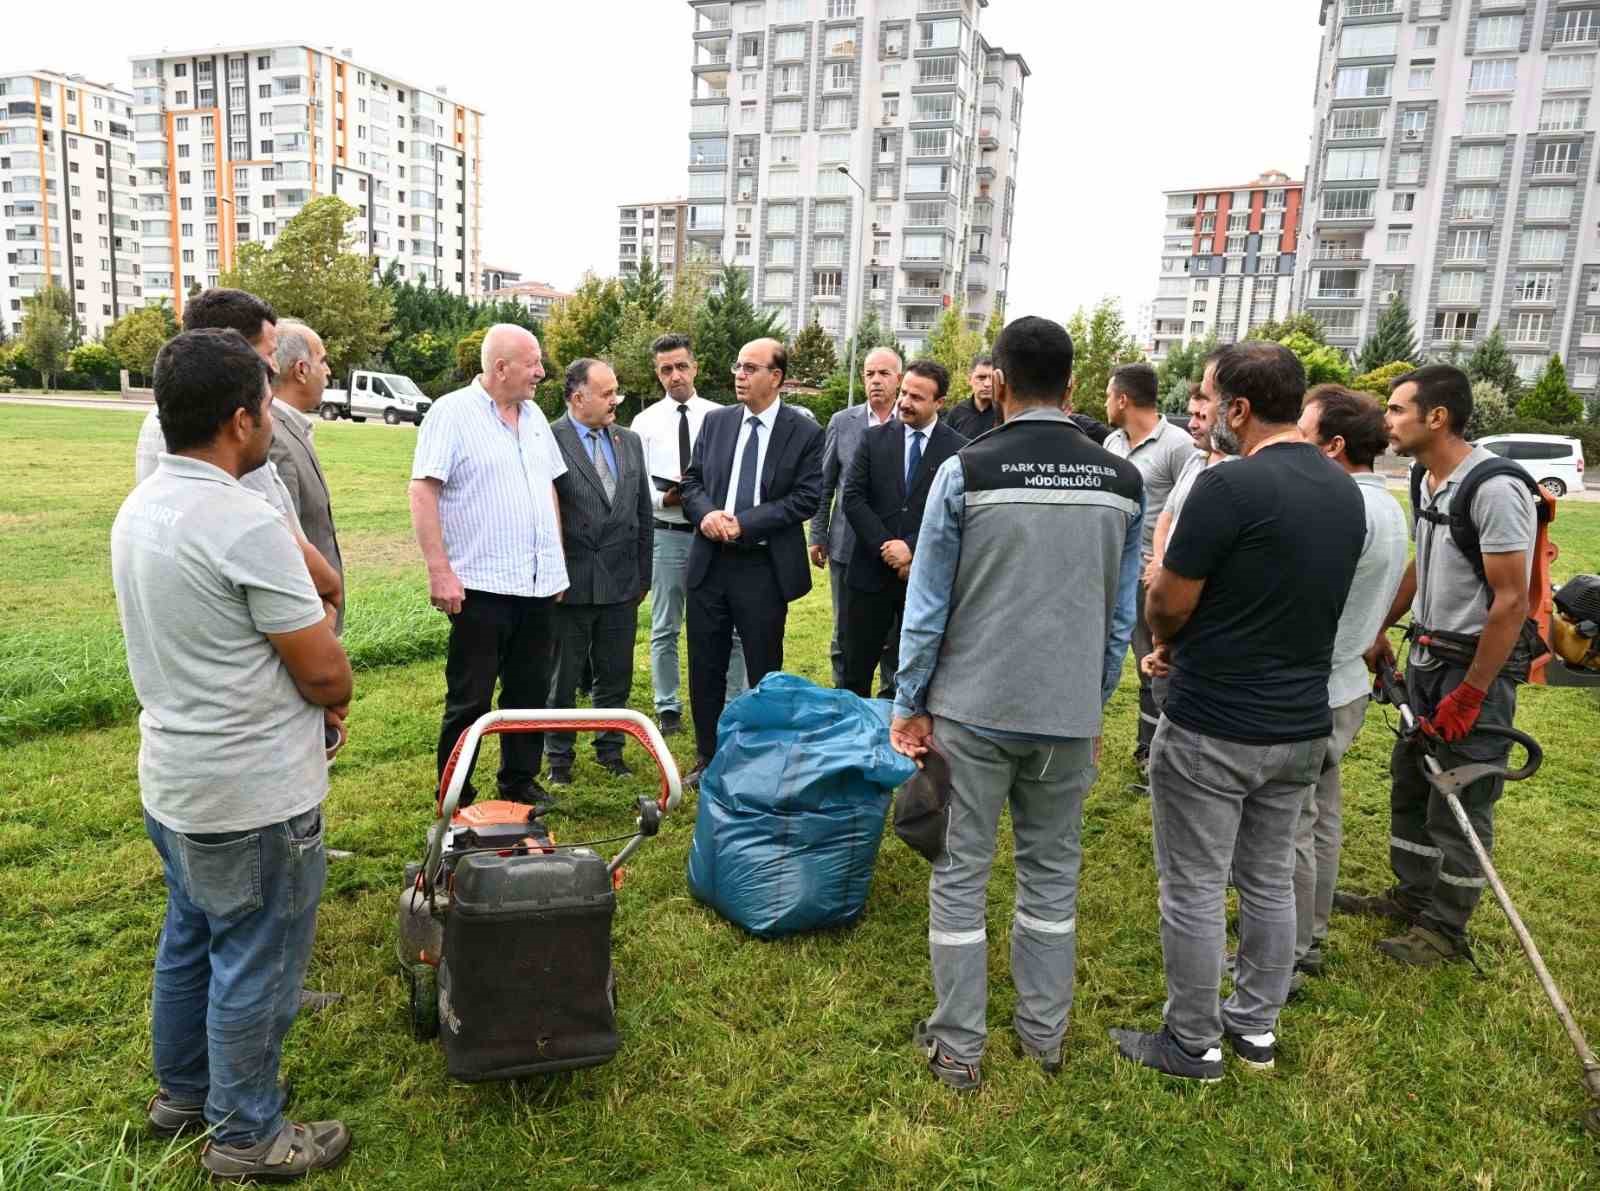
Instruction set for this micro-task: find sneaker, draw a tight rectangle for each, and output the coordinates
[1331,887,1420,926]
[1133,746,1151,780]
[500,779,551,806]
[913,1020,980,1091]
[1298,946,1326,977]
[1223,1028,1277,1071]
[1109,1026,1223,1083]
[201,1119,351,1183]
[1376,924,1469,967]
[657,710,682,737]
[148,1083,293,1138]
[597,756,632,778]
[1017,1037,1062,1075]
[682,758,710,790]
[546,766,573,787]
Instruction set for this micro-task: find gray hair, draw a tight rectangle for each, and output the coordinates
[271,319,316,389]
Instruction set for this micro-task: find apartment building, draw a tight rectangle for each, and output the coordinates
[1150,170,1304,362]
[481,262,521,291]
[618,198,690,290]
[1300,0,1600,391]
[128,43,484,322]
[486,279,572,321]
[1,70,138,340]
[683,0,1028,357]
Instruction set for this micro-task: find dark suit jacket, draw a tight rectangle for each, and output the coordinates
[841,419,966,593]
[267,403,344,632]
[680,401,824,602]
[551,415,653,606]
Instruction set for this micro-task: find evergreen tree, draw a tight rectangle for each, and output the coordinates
[1065,299,1144,424]
[839,308,902,379]
[1155,333,1217,413]
[621,254,667,323]
[1517,354,1583,424]
[926,303,985,402]
[1248,312,1327,345]
[1466,327,1521,398]
[693,266,782,401]
[542,273,626,374]
[982,308,1005,350]
[787,319,839,387]
[1357,295,1419,372]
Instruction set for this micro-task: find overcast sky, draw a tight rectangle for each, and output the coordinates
[9,0,1323,334]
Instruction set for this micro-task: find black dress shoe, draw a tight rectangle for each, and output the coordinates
[658,710,682,736]
[682,758,710,789]
[500,779,551,805]
[597,757,632,778]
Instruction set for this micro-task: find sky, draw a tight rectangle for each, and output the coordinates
[8,0,1324,335]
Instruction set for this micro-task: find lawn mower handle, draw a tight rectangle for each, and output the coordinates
[1373,661,1543,782]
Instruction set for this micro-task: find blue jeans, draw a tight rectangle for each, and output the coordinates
[649,525,746,715]
[144,806,326,1148]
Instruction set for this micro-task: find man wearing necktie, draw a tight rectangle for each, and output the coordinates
[548,359,653,783]
[839,360,967,699]
[679,338,824,785]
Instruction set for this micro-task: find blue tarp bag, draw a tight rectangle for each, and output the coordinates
[685,672,917,939]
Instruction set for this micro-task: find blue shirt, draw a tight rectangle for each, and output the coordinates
[582,424,619,481]
[893,421,1144,741]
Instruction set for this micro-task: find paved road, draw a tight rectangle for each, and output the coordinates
[1,395,151,412]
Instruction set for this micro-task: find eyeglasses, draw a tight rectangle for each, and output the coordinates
[730,363,775,376]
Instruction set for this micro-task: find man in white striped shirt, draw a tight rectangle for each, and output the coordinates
[409,324,569,806]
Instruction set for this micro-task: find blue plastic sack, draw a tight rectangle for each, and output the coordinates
[685,672,918,939]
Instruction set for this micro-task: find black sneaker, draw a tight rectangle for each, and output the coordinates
[658,710,682,737]
[546,766,573,787]
[1223,1028,1277,1071]
[201,1119,351,1183]
[147,1090,205,1137]
[500,779,551,806]
[1109,1026,1223,1083]
[914,1019,980,1091]
[597,756,632,778]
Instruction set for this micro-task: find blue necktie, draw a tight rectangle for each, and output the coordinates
[734,416,761,513]
[906,429,925,490]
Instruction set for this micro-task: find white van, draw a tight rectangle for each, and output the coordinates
[1476,433,1586,498]
[320,370,431,425]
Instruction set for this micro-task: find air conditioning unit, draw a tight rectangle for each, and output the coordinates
[884,43,902,58]
[737,222,750,233]
[1404,129,1421,140]
[881,114,893,126]
[779,154,791,163]
[739,156,754,168]
[738,191,753,202]
[870,256,880,266]
[871,222,881,232]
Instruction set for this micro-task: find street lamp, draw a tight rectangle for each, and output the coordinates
[837,164,868,409]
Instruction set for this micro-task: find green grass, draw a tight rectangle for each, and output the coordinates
[4,405,1600,1187]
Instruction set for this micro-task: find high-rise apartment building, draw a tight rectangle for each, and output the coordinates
[128,43,484,322]
[683,0,1027,357]
[1149,170,1304,363]
[1300,0,1600,391]
[1,70,138,340]
[619,198,690,289]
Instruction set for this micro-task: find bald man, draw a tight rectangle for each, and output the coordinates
[809,346,903,693]
[409,324,569,806]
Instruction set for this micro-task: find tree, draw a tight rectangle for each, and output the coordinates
[621,253,668,323]
[1466,327,1520,398]
[1468,380,1512,440]
[455,327,488,380]
[67,342,119,388]
[1155,333,1217,414]
[542,273,626,375]
[20,286,74,391]
[104,301,177,383]
[390,330,456,392]
[926,303,985,403]
[1278,332,1353,388]
[1517,354,1583,424]
[982,308,1005,351]
[220,195,393,377]
[787,319,839,388]
[1357,296,1419,373]
[1249,313,1327,345]
[1064,299,1144,424]
[693,266,782,401]
[838,308,903,381]
[1350,360,1414,399]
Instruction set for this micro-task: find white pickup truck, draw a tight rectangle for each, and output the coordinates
[320,370,431,425]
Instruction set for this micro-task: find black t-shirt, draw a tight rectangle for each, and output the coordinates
[945,399,997,440]
[1162,442,1366,744]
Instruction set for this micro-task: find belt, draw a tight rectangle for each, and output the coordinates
[653,519,693,533]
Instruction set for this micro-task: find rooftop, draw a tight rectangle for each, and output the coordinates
[1163,170,1303,195]
[7,68,131,98]
[489,281,572,302]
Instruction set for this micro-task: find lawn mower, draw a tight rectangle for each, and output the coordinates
[396,709,682,1082]
[1374,658,1600,1137]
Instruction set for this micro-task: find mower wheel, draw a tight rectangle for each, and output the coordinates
[408,962,439,1040]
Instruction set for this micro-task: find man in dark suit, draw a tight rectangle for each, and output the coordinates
[839,359,966,699]
[267,320,346,634]
[547,359,653,782]
[680,337,824,783]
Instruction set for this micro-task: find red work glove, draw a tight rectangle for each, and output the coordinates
[1421,682,1487,743]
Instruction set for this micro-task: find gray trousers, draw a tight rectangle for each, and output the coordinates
[828,560,895,695]
[1293,696,1370,966]
[1388,664,1517,941]
[1133,579,1159,752]
[1149,717,1325,1053]
[926,716,1096,1064]
[649,526,746,714]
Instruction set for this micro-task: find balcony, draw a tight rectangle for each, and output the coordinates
[1532,159,1579,178]
[978,127,998,149]
[1343,0,1397,15]
[1327,122,1384,141]
[1313,246,1365,261]
[899,285,943,299]
[971,201,994,228]
[920,0,964,11]
[1554,27,1599,47]
[695,5,731,34]
[966,270,989,291]
[1309,287,1362,301]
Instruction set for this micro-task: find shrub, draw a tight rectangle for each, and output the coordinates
[1468,381,1512,440]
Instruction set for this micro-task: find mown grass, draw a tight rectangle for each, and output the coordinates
[3,405,1600,1187]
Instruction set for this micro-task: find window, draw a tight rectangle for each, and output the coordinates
[775,65,803,94]
[1415,25,1440,49]
[1226,211,1247,231]
[1439,271,1483,303]
[1454,187,1496,219]
[903,232,945,262]
[817,133,850,162]
[1394,151,1421,183]
[914,94,956,123]
[1409,66,1435,90]
[1386,229,1411,253]
[1468,59,1517,92]
[1340,24,1399,57]
[1462,102,1511,134]
[815,202,847,232]
[1225,234,1247,255]
[1325,147,1380,180]
[911,128,951,157]
[1434,310,1480,340]
[1449,228,1490,260]
[767,203,797,233]
[1526,186,1575,220]
[1546,54,1596,90]
[1393,192,1416,212]
[1191,300,1208,313]
[775,31,804,60]
[1399,109,1428,136]
[1539,98,1589,131]
[918,56,959,85]
[815,166,849,194]
[917,18,959,50]
[767,167,798,196]
[819,98,850,128]
[1322,188,1376,219]
[1457,144,1503,178]
[689,173,725,198]
[1521,228,1567,261]
[1334,65,1392,98]
[743,72,758,94]
[1475,15,1523,51]
[826,63,855,92]
[906,162,951,192]
[1512,313,1550,345]
[768,237,795,265]
[1558,9,1600,45]
[763,271,792,301]
[1517,272,1557,302]
[771,100,802,130]
[1329,107,1384,139]
[813,268,842,296]
[1586,315,1600,336]
[770,135,800,163]
[1533,142,1581,176]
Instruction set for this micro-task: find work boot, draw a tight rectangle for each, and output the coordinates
[201,1119,351,1183]
[546,765,574,787]
[657,710,682,737]
[1376,924,1469,967]
[914,1019,980,1091]
[1331,887,1420,926]
[1109,1026,1223,1083]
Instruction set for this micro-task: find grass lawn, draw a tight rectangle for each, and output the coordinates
[3,405,1600,1187]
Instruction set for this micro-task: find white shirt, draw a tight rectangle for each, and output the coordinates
[136,406,302,533]
[631,391,722,523]
[903,420,930,486]
[723,397,783,514]
[1327,472,1411,707]
[410,379,569,598]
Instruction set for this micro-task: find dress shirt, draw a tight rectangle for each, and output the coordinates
[903,421,930,488]
[632,392,722,523]
[581,423,618,480]
[723,397,783,515]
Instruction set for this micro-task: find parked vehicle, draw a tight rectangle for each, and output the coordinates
[1475,433,1585,499]
[320,370,431,425]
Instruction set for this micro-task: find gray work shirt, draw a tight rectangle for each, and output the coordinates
[112,454,330,834]
[137,406,303,532]
[1104,416,1199,560]
[1328,472,1410,707]
[1411,446,1536,669]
